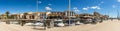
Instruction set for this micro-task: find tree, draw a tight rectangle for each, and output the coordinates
[5,11,10,24]
[5,11,10,19]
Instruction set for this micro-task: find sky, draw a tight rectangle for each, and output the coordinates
[0,0,120,18]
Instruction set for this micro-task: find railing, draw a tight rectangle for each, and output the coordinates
[0,19,80,21]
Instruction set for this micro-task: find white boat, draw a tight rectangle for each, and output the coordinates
[54,19,64,27]
[75,21,80,25]
[25,23,34,25]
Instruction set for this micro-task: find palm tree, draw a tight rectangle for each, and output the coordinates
[5,11,10,19]
[5,11,10,24]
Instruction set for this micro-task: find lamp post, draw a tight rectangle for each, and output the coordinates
[68,0,71,26]
[117,10,120,20]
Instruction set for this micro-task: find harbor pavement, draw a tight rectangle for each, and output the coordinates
[0,19,120,31]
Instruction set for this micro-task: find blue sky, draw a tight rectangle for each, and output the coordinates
[0,0,120,18]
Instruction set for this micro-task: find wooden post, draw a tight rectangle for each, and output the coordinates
[47,19,54,28]
[50,19,54,28]
[43,20,47,30]
[21,20,26,26]
[18,20,21,24]
[6,20,10,24]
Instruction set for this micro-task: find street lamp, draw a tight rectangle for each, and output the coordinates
[68,0,71,26]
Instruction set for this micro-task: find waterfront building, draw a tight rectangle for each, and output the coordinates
[10,14,20,19]
[0,14,7,19]
[64,11,76,18]
[34,12,46,19]
[47,12,64,19]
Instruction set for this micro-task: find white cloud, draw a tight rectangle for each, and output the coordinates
[73,7,77,9]
[86,7,90,8]
[73,7,79,12]
[98,4,101,6]
[45,6,52,10]
[118,0,120,2]
[48,4,52,6]
[112,5,116,8]
[98,1,104,5]
[97,7,101,9]
[91,6,101,9]
[82,8,88,10]
[38,1,42,4]
[74,9,79,12]
[82,6,101,11]
[11,12,18,14]
[101,1,104,3]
